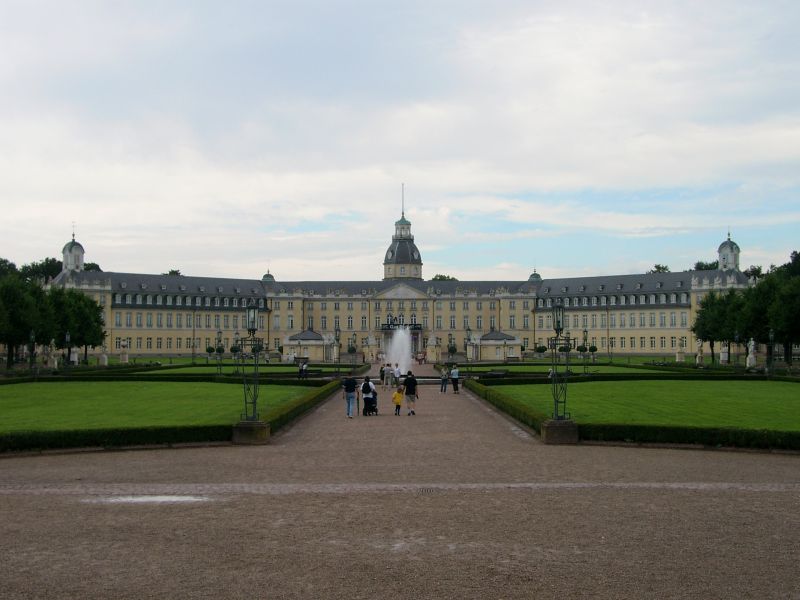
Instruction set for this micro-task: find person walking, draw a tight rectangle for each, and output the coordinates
[392,385,404,415]
[403,370,418,415]
[439,366,449,393]
[394,363,402,388]
[450,364,460,394]
[342,374,359,419]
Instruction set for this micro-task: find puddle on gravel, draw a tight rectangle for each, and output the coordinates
[83,495,212,504]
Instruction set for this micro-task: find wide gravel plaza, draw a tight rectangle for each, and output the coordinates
[1,364,798,599]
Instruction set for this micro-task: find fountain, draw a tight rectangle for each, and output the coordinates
[385,327,412,375]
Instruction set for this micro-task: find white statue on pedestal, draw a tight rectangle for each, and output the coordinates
[746,338,757,368]
[695,342,704,367]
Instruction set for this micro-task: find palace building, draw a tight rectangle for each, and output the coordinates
[50,213,751,363]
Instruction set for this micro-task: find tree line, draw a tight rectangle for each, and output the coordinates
[691,251,799,364]
[0,257,104,368]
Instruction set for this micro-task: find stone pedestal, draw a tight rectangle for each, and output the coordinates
[99,353,108,367]
[746,353,756,369]
[48,356,59,369]
[720,349,729,365]
[120,351,129,364]
[540,419,579,444]
[676,350,685,363]
[232,421,270,445]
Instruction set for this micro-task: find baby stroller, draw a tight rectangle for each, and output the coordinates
[363,393,378,416]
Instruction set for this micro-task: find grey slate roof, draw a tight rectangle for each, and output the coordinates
[481,329,516,341]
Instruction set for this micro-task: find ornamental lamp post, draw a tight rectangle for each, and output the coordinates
[540,300,579,443]
[334,325,341,376]
[215,328,223,375]
[768,328,775,377]
[582,328,589,375]
[65,330,71,371]
[29,330,35,372]
[233,330,240,375]
[231,299,269,444]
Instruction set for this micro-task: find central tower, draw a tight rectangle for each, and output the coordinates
[383,210,423,280]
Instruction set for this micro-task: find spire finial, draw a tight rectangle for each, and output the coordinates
[72,221,76,241]
[401,183,405,218]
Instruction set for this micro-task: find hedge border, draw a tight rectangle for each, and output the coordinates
[464,379,800,451]
[0,380,340,453]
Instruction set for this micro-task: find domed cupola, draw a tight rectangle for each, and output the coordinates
[62,233,85,273]
[718,232,741,272]
[261,271,276,283]
[528,270,542,282]
[383,211,423,280]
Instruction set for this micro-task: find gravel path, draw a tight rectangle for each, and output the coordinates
[1,365,799,599]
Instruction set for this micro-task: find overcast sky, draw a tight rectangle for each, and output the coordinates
[2,1,798,282]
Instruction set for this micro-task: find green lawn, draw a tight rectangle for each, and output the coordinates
[0,382,312,432]
[465,364,665,374]
[500,381,800,430]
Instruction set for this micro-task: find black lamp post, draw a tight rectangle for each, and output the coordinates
[65,330,71,371]
[240,298,263,421]
[335,325,341,377]
[350,333,357,368]
[768,328,775,377]
[216,328,223,375]
[233,330,240,375]
[582,328,589,375]
[549,302,572,420]
[29,330,35,372]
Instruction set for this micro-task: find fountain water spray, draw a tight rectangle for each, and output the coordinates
[385,327,412,375]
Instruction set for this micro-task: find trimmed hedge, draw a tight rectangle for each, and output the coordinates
[464,379,800,450]
[0,380,340,453]
[578,423,800,451]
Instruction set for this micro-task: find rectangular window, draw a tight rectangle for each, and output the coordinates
[680,312,687,327]
[660,336,666,349]
[476,301,482,310]
[450,316,456,329]
[509,315,516,329]
[115,313,121,327]
[167,337,172,349]
[639,313,646,327]
[476,316,482,329]
[538,316,544,329]
[649,313,656,327]
[591,314,597,328]
[214,315,220,328]
[640,336,646,349]
[490,316,496,330]
[157,313,163,327]
[176,337,182,349]
[321,316,328,330]
[361,315,367,330]
[659,313,666,327]
[234,316,239,330]
[176,314,182,328]
[136,313,143,327]
[610,314,616,328]
[670,336,677,348]
[523,315,529,329]
[156,337,162,349]
[509,300,516,309]
[630,336,636,349]
[650,336,656,349]
[205,315,211,328]
[146,313,152,327]
[620,337,625,348]
[436,316,442,329]
[136,337,142,349]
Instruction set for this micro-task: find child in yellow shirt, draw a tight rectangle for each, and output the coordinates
[392,386,404,416]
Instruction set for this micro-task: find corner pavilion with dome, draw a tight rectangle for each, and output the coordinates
[49,213,751,364]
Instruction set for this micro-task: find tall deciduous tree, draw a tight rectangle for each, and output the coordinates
[647,264,670,273]
[19,257,62,281]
